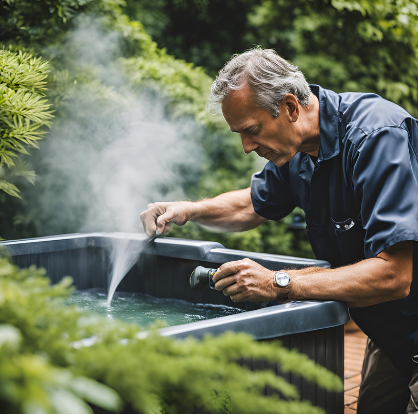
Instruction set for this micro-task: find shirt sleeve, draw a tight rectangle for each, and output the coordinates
[250,161,296,221]
[352,126,418,257]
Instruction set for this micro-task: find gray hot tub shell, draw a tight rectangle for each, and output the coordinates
[1,233,349,413]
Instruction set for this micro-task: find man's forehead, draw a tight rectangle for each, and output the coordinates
[222,84,254,108]
[221,86,259,128]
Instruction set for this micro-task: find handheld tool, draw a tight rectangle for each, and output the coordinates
[146,229,161,244]
[189,265,270,308]
[190,266,217,290]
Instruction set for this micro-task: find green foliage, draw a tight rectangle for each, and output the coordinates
[0,0,110,46]
[0,333,122,414]
[122,0,261,77]
[246,0,418,116]
[0,257,342,413]
[0,180,20,198]
[122,53,212,122]
[0,49,53,197]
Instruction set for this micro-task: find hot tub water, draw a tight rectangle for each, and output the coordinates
[68,289,244,327]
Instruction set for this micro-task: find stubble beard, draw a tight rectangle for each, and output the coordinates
[263,150,294,167]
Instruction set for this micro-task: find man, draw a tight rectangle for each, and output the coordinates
[140,48,418,413]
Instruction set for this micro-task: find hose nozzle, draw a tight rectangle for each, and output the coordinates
[189,265,270,308]
[190,266,217,291]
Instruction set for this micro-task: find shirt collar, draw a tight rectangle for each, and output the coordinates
[309,84,341,162]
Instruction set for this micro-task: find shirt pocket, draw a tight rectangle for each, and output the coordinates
[332,217,366,265]
[305,218,341,265]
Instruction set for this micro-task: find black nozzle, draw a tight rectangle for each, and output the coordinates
[189,265,270,308]
[190,266,217,291]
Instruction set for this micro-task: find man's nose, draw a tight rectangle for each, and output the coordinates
[240,134,258,154]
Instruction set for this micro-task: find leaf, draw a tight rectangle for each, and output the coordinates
[70,377,123,411]
[23,403,49,414]
[49,389,93,414]
[0,180,21,198]
[13,163,37,185]
[0,324,21,351]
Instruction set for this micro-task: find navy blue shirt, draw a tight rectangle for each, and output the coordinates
[251,85,418,378]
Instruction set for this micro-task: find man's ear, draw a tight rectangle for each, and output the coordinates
[284,94,299,122]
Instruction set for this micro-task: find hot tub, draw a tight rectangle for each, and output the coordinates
[1,233,349,413]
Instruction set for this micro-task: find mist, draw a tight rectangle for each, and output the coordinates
[27,18,203,236]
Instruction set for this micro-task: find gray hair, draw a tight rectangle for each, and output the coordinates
[208,48,311,117]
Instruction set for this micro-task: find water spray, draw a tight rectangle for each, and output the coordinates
[106,231,161,307]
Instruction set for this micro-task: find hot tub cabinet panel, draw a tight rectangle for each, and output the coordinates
[2,233,349,414]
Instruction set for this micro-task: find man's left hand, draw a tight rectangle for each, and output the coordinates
[212,258,290,303]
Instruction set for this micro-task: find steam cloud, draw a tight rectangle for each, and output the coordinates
[27,17,203,236]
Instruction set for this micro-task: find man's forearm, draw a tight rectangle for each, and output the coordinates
[288,242,413,307]
[189,188,265,232]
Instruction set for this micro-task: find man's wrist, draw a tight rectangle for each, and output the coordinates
[285,270,301,301]
[186,201,204,221]
[271,270,291,301]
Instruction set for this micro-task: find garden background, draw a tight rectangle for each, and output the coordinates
[2,0,417,258]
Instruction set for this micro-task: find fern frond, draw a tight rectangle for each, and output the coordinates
[0,49,53,171]
[0,180,21,198]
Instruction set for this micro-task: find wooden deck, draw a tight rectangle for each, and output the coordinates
[344,321,367,413]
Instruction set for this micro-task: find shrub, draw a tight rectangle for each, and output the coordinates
[0,49,53,198]
[0,256,342,413]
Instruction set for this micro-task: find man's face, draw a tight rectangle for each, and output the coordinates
[221,84,302,167]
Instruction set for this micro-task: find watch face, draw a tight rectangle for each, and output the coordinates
[275,272,290,288]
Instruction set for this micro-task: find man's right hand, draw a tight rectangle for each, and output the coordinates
[140,201,196,237]
[140,188,265,236]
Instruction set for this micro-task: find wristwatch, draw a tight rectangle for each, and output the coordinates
[274,271,291,288]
